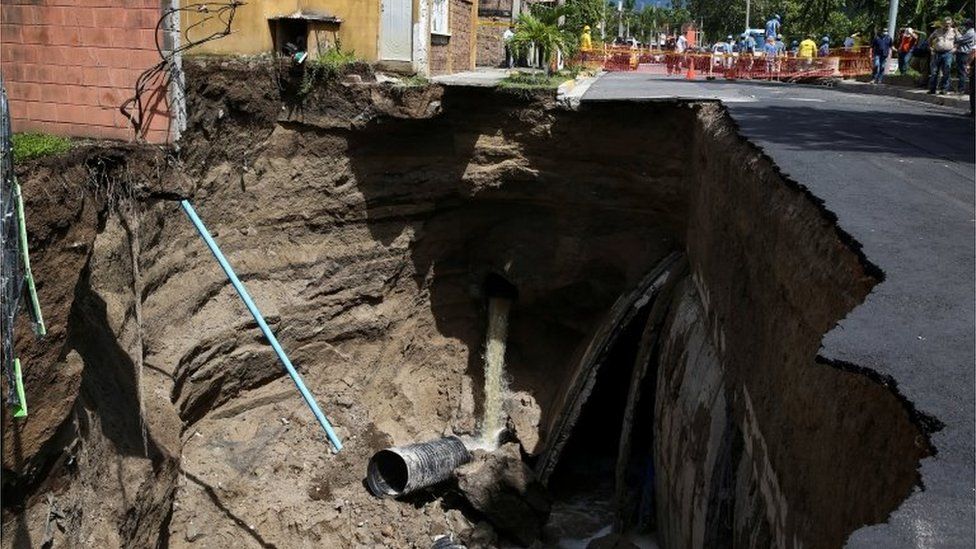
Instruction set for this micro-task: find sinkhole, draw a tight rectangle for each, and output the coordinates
[2,74,938,549]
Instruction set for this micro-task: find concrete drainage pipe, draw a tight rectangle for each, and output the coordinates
[366,436,472,498]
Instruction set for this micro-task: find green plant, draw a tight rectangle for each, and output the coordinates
[298,47,360,96]
[498,70,571,90]
[509,13,569,76]
[11,133,71,162]
[399,75,430,87]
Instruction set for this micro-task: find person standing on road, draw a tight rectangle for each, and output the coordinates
[580,25,593,52]
[743,32,757,54]
[897,27,918,73]
[722,35,734,68]
[799,35,817,58]
[503,26,515,69]
[819,36,830,57]
[954,19,974,93]
[928,17,960,94]
[763,36,779,75]
[765,15,781,39]
[871,29,893,84]
[968,48,975,115]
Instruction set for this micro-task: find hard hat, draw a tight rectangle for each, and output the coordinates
[822,36,829,42]
[583,25,590,31]
[727,35,733,40]
[774,14,781,20]
[776,34,782,39]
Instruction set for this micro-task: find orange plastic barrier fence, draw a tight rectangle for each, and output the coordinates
[573,45,873,81]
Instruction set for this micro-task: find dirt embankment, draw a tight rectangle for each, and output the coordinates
[2,58,938,549]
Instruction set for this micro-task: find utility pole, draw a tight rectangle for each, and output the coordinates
[886,0,898,38]
[618,1,624,40]
[745,0,750,32]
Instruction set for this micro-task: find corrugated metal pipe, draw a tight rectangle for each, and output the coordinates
[367,436,472,497]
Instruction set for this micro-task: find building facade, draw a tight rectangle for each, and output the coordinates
[182,0,479,76]
[0,0,480,144]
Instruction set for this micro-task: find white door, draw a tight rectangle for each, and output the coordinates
[379,0,413,61]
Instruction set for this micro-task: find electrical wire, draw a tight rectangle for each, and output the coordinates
[120,2,244,140]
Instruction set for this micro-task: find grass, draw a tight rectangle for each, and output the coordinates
[298,47,361,96]
[498,70,574,90]
[11,133,72,162]
[398,75,430,87]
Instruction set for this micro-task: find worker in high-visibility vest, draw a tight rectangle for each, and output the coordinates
[581,25,593,52]
[798,35,818,58]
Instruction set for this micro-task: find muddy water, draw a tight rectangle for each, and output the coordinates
[481,297,511,445]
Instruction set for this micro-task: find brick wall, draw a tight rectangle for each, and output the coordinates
[1,1,171,143]
[476,18,507,67]
[429,0,475,76]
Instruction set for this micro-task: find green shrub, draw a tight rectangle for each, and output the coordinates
[11,133,71,162]
[498,70,573,90]
[299,47,361,96]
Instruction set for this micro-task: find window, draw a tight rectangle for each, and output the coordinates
[431,0,449,35]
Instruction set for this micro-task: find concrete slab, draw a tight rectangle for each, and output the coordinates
[431,68,517,87]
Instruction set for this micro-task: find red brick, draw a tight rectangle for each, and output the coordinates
[32,7,58,26]
[93,8,119,29]
[50,26,82,46]
[63,8,95,28]
[3,63,25,81]
[21,25,50,45]
[29,102,58,123]
[19,82,43,102]
[1,23,23,42]
[1,6,27,25]
[0,43,19,63]
[127,9,159,30]
[80,26,111,47]
[128,48,159,69]
[82,65,108,86]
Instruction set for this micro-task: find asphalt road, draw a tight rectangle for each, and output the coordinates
[584,73,976,548]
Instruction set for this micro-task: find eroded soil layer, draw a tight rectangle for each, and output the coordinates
[2,60,935,548]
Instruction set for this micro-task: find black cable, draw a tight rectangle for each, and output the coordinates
[120,2,244,140]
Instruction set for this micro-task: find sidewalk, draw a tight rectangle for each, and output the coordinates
[431,68,538,87]
[832,79,970,110]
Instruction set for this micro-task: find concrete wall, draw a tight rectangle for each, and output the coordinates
[182,1,380,61]
[1,0,171,142]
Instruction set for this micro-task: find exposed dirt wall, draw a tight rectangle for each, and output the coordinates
[647,104,932,549]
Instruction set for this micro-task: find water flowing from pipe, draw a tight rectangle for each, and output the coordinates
[481,296,511,446]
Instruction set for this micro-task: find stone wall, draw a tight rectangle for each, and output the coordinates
[0,0,171,142]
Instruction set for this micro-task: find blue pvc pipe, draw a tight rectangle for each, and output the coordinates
[180,199,343,452]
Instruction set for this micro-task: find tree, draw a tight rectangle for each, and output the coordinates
[677,0,970,45]
[509,12,569,75]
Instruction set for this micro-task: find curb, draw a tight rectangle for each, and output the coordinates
[557,72,602,110]
[831,80,969,110]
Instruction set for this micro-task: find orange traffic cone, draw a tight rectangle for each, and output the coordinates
[685,59,696,80]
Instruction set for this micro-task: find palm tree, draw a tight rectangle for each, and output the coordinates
[509,12,569,75]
